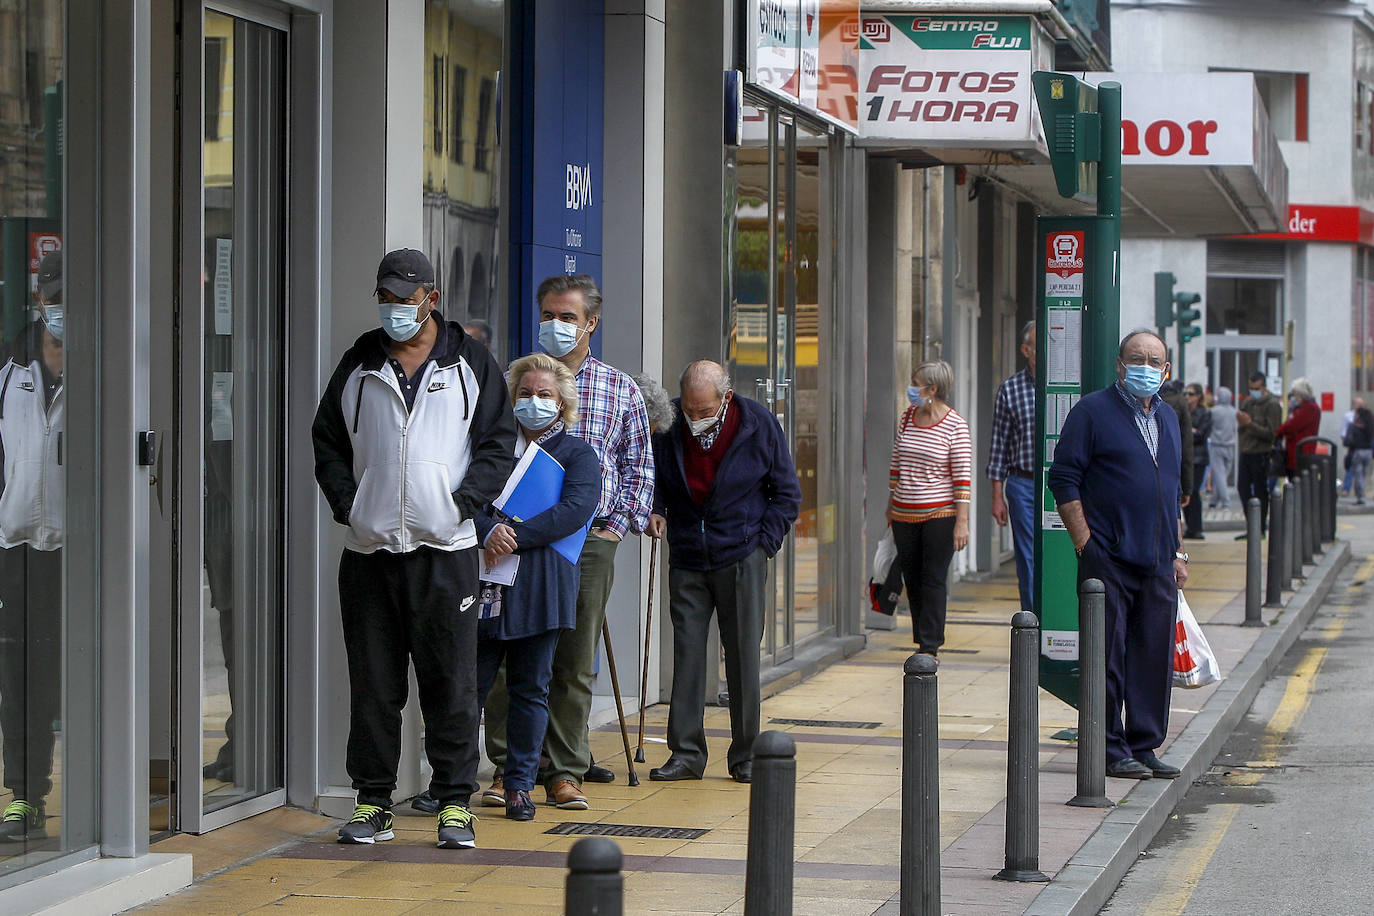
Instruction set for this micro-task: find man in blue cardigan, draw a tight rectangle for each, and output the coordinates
[645,361,801,784]
[1048,330,1190,781]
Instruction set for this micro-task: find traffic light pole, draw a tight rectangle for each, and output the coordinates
[1089,82,1122,391]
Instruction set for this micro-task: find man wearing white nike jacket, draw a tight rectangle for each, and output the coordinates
[312,249,516,849]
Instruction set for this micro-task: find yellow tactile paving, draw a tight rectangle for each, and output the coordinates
[134,536,1259,914]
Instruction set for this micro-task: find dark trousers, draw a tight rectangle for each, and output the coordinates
[0,545,61,802]
[476,629,561,794]
[665,547,768,774]
[891,516,957,653]
[1183,462,1207,536]
[339,546,481,808]
[1237,451,1271,534]
[1077,542,1177,763]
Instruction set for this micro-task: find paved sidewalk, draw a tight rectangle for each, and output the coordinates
[129,528,1326,915]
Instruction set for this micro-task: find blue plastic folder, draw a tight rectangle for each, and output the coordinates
[493,444,590,565]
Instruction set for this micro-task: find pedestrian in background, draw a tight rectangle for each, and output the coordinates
[987,320,1037,612]
[1048,330,1187,782]
[646,360,800,784]
[1161,380,1194,512]
[473,354,599,822]
[1346,400,1374,504]
[1207,386,1237,509]
[1236,371,1282,536]
[312,249,516,849]
[632,373,676,434]
[1276,377,1321,477]
[887,360,971,661]
[1183,382,1211,539]
[1340,398,1362,495]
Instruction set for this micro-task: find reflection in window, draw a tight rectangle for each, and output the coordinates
[423,2,504,357]
[1205,277,1282,336]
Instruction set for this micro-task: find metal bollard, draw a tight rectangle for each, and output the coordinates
[1287,479,1302,581]
[1244,497,1264,626]
[745,731,796,915]
[995,612,1050,883]
[1326,457,1339,542]
[901,653,940,916]
[1264,486,1285,608]
[1068,579,1113,809]
[1319,462,1334,544]
[1308,467,1322,556]
[1302,469,1316,565]
[566,837,624,916]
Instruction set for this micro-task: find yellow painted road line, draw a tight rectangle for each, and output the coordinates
[1352,555,1374,585]
[1145,804,1242,914]
[1260,646,1327,761]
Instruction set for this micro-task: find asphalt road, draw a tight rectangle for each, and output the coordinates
[1100,513,1374,916]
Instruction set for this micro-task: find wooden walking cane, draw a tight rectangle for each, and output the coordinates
[600,618,640,786]
[635,538,658,762]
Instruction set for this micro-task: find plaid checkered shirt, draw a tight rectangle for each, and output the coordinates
[1115,380,1162,463]
[986,367,1036,481]
[569,354,655,537]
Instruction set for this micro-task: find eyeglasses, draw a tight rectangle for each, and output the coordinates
[1122,355,1165,369]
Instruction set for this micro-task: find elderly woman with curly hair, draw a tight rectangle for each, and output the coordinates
[1275,377,1322,477]
[473,353,600,821]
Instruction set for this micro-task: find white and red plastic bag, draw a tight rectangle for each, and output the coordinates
[1173,591,1220,688]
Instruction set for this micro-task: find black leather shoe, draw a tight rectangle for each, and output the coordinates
[730,762,752,784]
[505,789,536,821]
[583,764,616,784]
[1106,758,1153,780]
[411,789,439,814]
[1138,752,1181,779]
[649,760,702,781]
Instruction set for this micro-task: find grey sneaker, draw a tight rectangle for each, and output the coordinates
[0,800,45,842]
[437,804,477,849]
[338,804,394,844]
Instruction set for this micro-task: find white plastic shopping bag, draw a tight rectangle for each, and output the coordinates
[1172,591,1221,688]
[867,528,903,615]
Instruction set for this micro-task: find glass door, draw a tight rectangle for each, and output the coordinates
[172,5,288,833]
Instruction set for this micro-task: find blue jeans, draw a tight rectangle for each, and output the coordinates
[476,629,563,794]
[1005,474,1036,611]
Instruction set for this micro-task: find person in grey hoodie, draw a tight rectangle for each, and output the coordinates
[1208,386,1238,509]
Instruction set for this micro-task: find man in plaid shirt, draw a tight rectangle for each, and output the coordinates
[481,274,654,811]
[987,320,1037,611]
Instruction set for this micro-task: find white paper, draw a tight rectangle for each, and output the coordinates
[213,238,233,336]
[1046,309,1082,386]
[210,371,234,441]
[480,553,519,586]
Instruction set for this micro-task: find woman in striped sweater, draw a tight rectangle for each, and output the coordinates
[886,360,972,661]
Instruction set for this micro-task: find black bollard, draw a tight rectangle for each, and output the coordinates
[901,653,940,916]
[995,612,1050,883]
[566,837,624,916]
[1244,498,1264,626]
[1068,579,1113,809]
[1264,486,1285,608]
[745,731,796,915]
[1307,468,1322,556]
[1287,479,1302,581]
[1326,456,1339,542]
[1319,461,1334,543]
[1301,469,1316,566]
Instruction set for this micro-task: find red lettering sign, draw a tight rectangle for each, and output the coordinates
[1322,392,1334,412]
[1241,205,1374,245]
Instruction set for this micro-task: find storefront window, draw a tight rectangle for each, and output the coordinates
[0,0,98,880]
[1205,276,1282,335]
[424,0,504,358]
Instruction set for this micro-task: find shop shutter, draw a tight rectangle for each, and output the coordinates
[1206,240,1287,278]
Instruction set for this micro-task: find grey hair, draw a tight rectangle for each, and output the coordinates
[1118,328,1167,359]
[1289,377,1315,401]
[536,273,603,319]
[679,360,732,397]
[1020,320,1036,347]
[913,360,954,402]
[631,374,676,432]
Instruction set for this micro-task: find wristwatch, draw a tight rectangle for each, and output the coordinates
[1175,551,1189,564]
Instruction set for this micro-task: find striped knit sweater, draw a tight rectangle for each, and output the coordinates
[889,406,973,524]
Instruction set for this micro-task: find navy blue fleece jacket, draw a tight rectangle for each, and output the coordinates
[1048,384,1182,577]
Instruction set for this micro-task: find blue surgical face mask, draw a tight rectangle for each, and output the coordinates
[378,301,429,342]
[42,305,64,342]
[538,318,585,357]
[513,396,561,430]
[1121,363,1164,399]
[907,385,924,407]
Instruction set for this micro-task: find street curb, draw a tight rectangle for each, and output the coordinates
[1024,538,1352,916]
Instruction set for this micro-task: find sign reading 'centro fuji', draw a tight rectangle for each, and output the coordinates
[858,15,1050,147]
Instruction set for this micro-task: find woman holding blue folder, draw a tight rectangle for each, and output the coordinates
[472,353,599,821]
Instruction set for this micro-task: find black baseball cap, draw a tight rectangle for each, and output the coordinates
[37,249,62,301]
[375,248,435,299]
